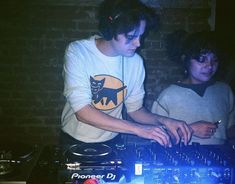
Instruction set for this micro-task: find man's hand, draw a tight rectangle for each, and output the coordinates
[136,124,172,147]
[190,121,217,138]
[162,118,192,145]
[128,107,192,145]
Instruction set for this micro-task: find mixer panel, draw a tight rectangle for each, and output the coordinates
[29,142,235,184]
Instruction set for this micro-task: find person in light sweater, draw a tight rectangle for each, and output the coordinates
[151,31,235,145]
[60,0,192,149]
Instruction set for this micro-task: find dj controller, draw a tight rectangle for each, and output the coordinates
[0,142,41,184]
[1,141,235,184]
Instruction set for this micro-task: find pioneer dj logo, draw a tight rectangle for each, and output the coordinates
[90,75,127,110]
[71,173,116,181]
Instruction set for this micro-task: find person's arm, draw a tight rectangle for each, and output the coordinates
[189,121,217,138]
[226,87,235,140]
[128,107,192,145]
[75,104,171,147]
[227,125,235,139]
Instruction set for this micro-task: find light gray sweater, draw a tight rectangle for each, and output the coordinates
[151,81,235,145]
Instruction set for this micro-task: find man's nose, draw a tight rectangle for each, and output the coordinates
[132,37,141,47]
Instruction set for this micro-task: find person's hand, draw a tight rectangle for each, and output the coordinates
[190,121,218,138]
[136,124,172,147]
[162,118,192,145]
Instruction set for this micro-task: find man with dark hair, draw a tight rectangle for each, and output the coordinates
[61,0,192,148]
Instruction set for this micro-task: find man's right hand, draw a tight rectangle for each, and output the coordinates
[136,124,172,147]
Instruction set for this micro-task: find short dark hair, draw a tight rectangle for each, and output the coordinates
[166,30,220,77]
[97,0,156,40]
[183,31,218,63]
[182,32,218,74]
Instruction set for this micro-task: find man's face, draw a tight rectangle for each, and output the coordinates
[110,20,146,57]
[188,52,218,84]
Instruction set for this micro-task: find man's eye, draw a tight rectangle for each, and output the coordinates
[126,35,136,41]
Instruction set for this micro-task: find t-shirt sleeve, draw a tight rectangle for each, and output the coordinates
[63,42,92,113]
[124,56,145,113]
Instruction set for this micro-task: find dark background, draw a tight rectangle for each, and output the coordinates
[215,0,235,90]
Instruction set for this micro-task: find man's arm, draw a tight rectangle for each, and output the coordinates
[75,104,171,147]
[128,107,192,145]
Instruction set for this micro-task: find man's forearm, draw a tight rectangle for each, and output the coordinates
[128,107,164,125]
[75,104,141,135]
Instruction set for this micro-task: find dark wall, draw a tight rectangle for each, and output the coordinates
[215,0,235,90]
[0,0,213,144]
[216,0,235,55]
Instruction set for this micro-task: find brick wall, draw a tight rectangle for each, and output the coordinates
[0,0,213,144]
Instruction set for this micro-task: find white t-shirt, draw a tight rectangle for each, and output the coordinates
[151,81,235,145]
[61,35,145,143]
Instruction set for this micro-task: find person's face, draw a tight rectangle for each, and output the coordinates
[110,20,146,57]
[188,52,218,84]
